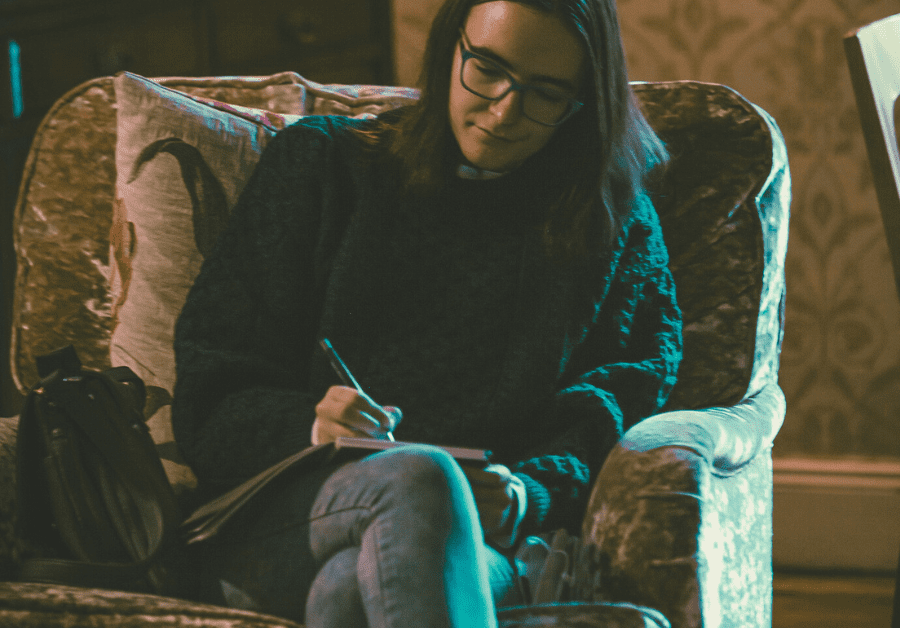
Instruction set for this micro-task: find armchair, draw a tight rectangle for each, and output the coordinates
[0,72,789,628]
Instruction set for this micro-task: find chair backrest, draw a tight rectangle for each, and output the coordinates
[8,73,416,396]
[634,82,790,411]
[845,13,900,300]
[9,76,789,418]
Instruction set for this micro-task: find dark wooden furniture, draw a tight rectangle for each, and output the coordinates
[0,0,394,415]
[843,13,900,628]
[844,13,900,302]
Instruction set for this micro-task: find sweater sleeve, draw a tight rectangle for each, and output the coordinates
[512,197,683,536]
[172,119,349,492]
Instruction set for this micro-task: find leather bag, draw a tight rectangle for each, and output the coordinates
[15,345,182,593]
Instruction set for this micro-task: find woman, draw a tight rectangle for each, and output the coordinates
[172,0,682,626]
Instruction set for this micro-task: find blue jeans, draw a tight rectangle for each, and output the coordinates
[196,444,523,627]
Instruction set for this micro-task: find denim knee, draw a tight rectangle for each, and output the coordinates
[368,444,468,503]
[309,443,480,562]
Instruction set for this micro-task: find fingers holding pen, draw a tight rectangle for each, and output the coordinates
[315,339,399,442]
[313,386,401,444]
[316,385,382,434]
[381,405,403,433]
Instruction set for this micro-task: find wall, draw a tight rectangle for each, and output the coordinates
[392,0,445,88]
[391,0,900,569]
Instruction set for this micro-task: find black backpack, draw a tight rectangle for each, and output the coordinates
[15,345,182,593]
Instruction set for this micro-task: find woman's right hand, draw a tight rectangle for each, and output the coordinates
[311,386,402,445]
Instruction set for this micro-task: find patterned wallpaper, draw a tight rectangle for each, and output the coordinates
[392,0,900,460]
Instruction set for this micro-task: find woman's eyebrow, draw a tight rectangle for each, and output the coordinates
[466,40,579,93]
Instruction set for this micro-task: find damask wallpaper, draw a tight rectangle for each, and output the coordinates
[391,0,900,460]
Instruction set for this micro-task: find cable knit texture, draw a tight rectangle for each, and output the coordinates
[171,112,683,536]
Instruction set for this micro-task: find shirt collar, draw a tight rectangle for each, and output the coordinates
[456,164,508,180]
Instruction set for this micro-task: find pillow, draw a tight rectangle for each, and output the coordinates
[111,72,419,493]
[9,72,313,399]
[111,72,304,492]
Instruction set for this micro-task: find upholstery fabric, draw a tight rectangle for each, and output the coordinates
[2,76,788,628]
[0,582,673,628]
[633,81,789,411]
[11,79,119,389]
[581,83,791,628]
[11,79,785,411]
[0,418,24,581]
[0,582,303,627]
[583,385,782,628]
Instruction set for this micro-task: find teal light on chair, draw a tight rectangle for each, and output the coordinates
[8,40,23,119]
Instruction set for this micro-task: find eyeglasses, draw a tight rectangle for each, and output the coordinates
[457,30,584,127]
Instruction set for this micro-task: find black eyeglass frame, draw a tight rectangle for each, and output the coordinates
[457,30,584,127]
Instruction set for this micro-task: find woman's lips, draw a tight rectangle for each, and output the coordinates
[475,126,517,142]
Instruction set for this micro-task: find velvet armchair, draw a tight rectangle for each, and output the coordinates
[0,72,789,628]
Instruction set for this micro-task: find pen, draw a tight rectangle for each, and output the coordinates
[319,338,394,442]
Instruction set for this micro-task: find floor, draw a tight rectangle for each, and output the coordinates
[773,571,895,628]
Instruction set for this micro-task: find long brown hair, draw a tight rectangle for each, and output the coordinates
[367,0,667,260]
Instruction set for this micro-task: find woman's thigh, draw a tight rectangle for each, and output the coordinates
[194,459,345,621]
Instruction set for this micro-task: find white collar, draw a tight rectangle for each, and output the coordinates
[456,164,507,180]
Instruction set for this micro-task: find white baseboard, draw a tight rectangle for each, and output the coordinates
[773,457,900,572]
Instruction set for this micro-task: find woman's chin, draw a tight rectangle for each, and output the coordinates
[460,152,518,174]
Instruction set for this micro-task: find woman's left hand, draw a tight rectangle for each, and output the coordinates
[462,464,522,539]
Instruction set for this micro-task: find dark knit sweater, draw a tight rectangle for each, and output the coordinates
[172,113,683,537]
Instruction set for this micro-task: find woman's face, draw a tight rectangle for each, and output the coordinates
[449,1,586,173]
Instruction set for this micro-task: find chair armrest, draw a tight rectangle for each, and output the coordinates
[618,382,785,473]
[581,383,785,628]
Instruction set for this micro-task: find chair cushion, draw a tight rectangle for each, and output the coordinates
[0,581,303,627]
[110,72,304,491]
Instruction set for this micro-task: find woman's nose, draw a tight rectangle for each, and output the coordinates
[488,90,522,124]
